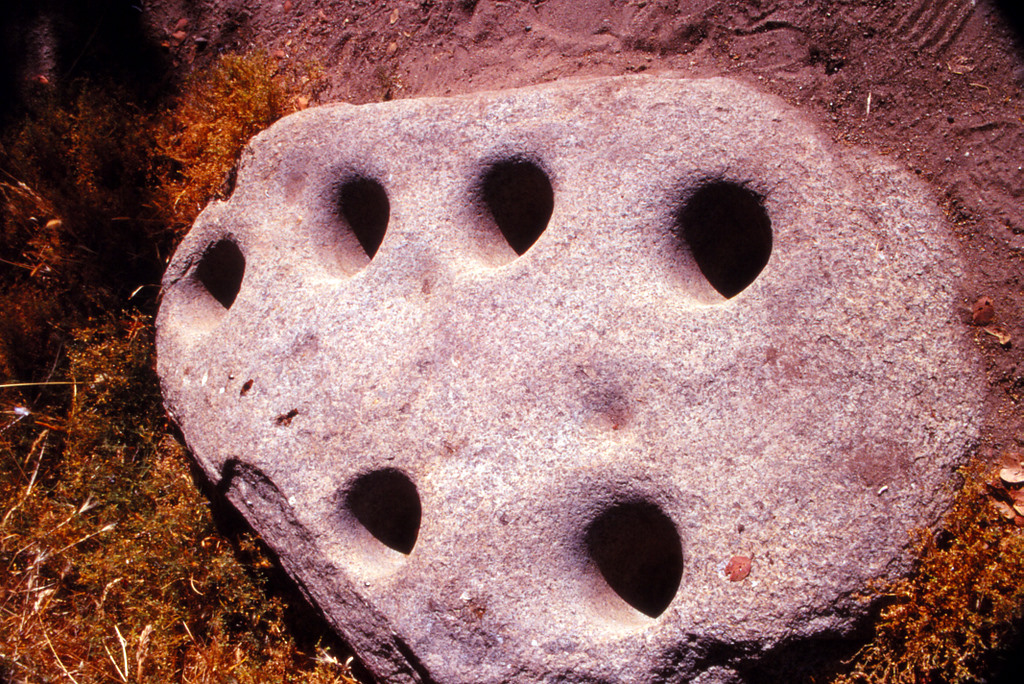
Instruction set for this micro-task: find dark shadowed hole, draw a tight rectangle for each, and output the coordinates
[338,176,390,258]
[346,469,421,555]
[586,501,683,618]
[995,0,1024,55]
[482,159,554,255]
[676,181,772,298]
[195,239,245,309]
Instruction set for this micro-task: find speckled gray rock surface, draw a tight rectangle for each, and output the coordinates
[156,75,983,683]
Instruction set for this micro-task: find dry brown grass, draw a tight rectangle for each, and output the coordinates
[831,464,1024,684]
[1,318,359,683]
[1,52,357,684]
[153,51,318,234]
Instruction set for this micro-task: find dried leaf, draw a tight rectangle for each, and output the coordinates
[986,482,1013,504]
[971,296,995,326]
[725,555,752,581]
[992,499,1018,520]
[983,324,1011,346]
[1000,464,1024,485]
[1001,451,1024,467]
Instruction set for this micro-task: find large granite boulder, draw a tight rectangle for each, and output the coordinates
[156,75,982,683]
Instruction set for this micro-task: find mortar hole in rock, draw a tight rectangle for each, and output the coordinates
[337,176,390,259]
[676,181,772,298]
[586,501,683,618]
[195,239,245,309]
[482,159,554,256]
[346,469,421,555]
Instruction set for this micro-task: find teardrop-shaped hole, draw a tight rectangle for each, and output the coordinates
[676,181,772,298]
[194,238,245,309]
[346,469,421,555]
[337,176,390,259]
[586,500,683,618]
[481,158,554,256]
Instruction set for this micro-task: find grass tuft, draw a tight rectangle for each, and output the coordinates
[154,52,292,235]
[831,464,1024,683]
[1,51,358,683]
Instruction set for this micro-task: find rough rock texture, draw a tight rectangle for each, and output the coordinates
[156,75,983,683]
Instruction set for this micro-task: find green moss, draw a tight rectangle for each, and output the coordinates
[1,315,358,682]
